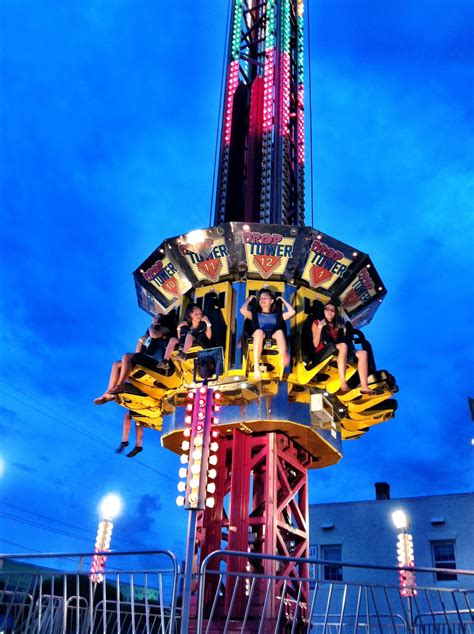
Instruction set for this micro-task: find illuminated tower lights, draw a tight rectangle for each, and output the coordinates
[218,1,244,219]
[396,532,417,597]
[296,6,305,224]
[90,521,113,583]
[392,510,417,598]
[176,387,221,510]
[89,494,122,584]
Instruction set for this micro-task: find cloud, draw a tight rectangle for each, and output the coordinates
[13,462,36,474]
[0,405,22,434]
[117,494,162,540]
[313,0,474,70]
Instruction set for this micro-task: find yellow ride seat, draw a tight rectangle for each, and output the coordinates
[339,398,398,438]
[115,384,160,412]
[219,382,260,405]
[340,424,368,440]
[340,371,398,413]
[129,355,182,389]
[130,411,163,432]
[244,335,284,382]
[346,398,398,424]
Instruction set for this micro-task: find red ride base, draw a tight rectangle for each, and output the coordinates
[191,430,311,631]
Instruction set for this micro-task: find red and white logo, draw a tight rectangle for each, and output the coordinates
[196,258,223,282]
[161,277,180,296]
[253,254,281,279]
[310,265,334,287]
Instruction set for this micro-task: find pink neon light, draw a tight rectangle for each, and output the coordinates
[280,52,291,136]
[297,84,305,164]
[262,48,274,132]
[223,59,240,144]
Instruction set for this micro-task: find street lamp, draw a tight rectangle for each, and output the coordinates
[100,493,123,520]
[391,509,416,597]
[90,493,123,583]
[391,509,408,530]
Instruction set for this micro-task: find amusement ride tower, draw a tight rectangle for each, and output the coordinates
[114,0,398,630]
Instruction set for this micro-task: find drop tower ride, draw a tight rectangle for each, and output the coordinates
[115,0,399,630]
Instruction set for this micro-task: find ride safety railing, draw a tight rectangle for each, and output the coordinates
[1,548,473,633]
[0,549,179,633]
[196,551,474,633]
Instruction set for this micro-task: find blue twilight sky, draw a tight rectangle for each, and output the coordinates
[1,0,473,563]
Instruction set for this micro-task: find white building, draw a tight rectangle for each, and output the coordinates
[309,484,474,589]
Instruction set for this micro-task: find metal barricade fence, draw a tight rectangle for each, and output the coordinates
[196,551,474,633]
[1,549,473,632]
[0,550,179,634]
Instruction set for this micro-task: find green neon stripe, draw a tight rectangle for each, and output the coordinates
[265,0,276,49]
[231,0,244,60]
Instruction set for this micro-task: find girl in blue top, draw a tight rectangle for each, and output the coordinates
[240,289,295,379]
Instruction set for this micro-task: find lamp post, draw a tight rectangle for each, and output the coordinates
[90,493,123,583]
[391,510,416,630]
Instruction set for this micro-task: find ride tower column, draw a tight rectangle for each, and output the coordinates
[198,0,311,627]
[215,0,306,227]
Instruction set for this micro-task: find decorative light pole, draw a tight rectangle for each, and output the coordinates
[90,493,123,583]
[392,509,416,631]
[176,384,221,634]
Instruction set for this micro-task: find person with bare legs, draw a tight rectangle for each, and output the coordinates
[240,289,295,380]
[116,411,143,458]
[94,313,174,405]
[311,301,376,395]
[160,303,212,366]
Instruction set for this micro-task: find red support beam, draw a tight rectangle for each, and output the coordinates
[193,431,310,629]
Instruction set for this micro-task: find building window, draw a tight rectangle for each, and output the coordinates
[431,541,457,581]
[309,545,318,581]
[321,545,343,581]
